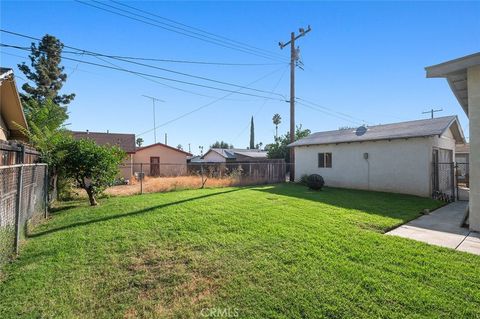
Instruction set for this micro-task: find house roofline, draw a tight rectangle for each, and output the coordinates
[136,142,192,156]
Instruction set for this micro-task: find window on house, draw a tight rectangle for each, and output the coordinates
[318,153,332,168]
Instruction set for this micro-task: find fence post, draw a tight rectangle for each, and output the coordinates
[140,163,143,195]
[44,165,49,218]
[451,162,456,202]
[14,165,24,255]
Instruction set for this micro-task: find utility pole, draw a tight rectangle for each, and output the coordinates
[422,108,443,119]
[142,95,165,143]
[188,143,191,153]
[279,25,311,182]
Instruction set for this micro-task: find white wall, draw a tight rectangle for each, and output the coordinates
[294,137,435,197]
[468,65,480,231]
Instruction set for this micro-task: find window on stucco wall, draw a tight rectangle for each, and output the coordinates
[318,153,332,168]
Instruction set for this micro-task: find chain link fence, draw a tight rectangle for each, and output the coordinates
[111,160,286,196]
[0,164,48,268]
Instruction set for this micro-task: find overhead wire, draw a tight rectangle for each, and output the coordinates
[109,0,285,60]
[296,97,369,125]
[75,0,288,62]
[136,66,287,137]
[232,65,289,142]
[0,43,286,100]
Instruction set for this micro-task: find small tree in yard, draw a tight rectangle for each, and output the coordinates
[61,139,125,206]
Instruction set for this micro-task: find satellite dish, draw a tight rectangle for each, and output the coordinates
[355,126,367,136]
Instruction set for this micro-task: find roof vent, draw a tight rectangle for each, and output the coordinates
[355,126,367,136]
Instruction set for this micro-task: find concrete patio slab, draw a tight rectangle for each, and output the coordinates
[386,201,480,255]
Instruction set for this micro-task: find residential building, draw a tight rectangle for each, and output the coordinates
[202,148,268,162]
[289,116,465,198]
[134,142,192,177]
[0,68,38,165]
[426,52,480,231]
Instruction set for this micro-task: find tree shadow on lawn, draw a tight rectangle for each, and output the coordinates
[29,188,243,239]
[252,183,443,226]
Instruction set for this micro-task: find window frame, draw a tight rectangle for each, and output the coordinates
[318,152,332,168]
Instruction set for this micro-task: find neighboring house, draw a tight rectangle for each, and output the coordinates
[202,148,268,162]
[456,143,470,164]
[426,52,480,231]
[0,68,38,165]
[289,116,465,198]
[71,130,136,178]
[134,142,192,177]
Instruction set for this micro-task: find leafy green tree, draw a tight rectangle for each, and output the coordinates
[267,125,311,162]
[18,34,75,105]
[272,113,281,139]
[61,139,125,206]
[16,99,71,202]
[210,141,233,149]
[249,116,255,149]
[136,137,144,147]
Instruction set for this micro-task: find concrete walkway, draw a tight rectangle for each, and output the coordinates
[387,201,480,255]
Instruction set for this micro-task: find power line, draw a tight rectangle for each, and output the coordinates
[93,54,259,101]
[64,50,284,66]
[0,43,286,100]
[232,66,289,142]
[136,67,286,137]
[75,0,288,62]
[296,97,369,125]
[0,42,286,97]
[296,101,363,125]
[110,0,285,60]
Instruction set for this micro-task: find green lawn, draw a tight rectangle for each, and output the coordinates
[1,184,479,318]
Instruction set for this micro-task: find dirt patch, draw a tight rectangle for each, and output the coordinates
[123,246,220,317]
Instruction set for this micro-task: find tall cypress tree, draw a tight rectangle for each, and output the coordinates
[249,116,255,149]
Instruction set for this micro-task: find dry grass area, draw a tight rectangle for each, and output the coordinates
[105,175,244,196]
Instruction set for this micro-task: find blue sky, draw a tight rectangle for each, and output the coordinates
[1,1,478,154]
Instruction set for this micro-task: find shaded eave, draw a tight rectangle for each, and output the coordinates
[425,52,480,115]
[0,69,28,140]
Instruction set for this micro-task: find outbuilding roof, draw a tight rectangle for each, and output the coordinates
[71,131,136,153]
[202,148,268,159]
[289,116,465,147]
[136,142,192,156]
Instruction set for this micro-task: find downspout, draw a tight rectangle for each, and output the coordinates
[364,152,370,190]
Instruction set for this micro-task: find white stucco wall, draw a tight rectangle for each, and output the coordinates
[294,137,436,197]
[203,150,226,162]
[432,127,457,159]
[468,65,480,231]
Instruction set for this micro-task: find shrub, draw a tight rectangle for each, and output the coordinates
[299,174,309,185]
[306,174,324,190]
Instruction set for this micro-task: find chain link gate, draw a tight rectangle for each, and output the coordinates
[432,162,455,202]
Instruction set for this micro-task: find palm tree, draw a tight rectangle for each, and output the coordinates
[272,113,282,140]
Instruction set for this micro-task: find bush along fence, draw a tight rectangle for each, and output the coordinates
[114,160,286,195]
[0,163,48,268]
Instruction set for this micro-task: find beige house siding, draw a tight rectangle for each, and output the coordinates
[294,136,434,197]
[134,144,189,177]
[203,150,226,162]
[0,115,8,140]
